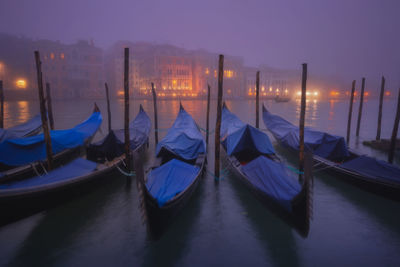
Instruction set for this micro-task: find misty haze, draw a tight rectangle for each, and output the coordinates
[0,1,400,267]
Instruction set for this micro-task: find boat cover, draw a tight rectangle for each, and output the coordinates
[340,155,400,184]
[156,107,205,161]
[221,105,275,156]
[87,107,151,161]
[0,114,42,143]
[263,107,349,160]
[241,156,301,212]
[146,159,200,207]
[0,158,97,189]
[0,111,102,166]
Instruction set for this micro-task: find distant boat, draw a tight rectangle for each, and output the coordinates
[274,95,291,102]
[220,103,312,237]
[0,114,42,142]
[0,104,102,183]
[138,103,206,238]
[263,104,400,201]
[0,105,151,226]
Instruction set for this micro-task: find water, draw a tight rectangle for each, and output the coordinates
[0,98,399,267]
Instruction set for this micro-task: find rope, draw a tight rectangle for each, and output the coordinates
[206,167,228,181]
[39,162,48,174]
[286,165,304,175]
[199,127,215,135]
[31,163,42,177]
[154,128,169,132]
[314,164,339,173]
[116,165,136,177]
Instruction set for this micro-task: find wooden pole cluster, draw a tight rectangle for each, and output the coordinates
[376,76,385,140]
[356,77,365,137]
[105,82,112,133]
[346,80,356,145]
[206,84,211,145]
[34,51,53,170]
[255,71,260,128]
[388,88,400,163]
[0,80,3,128]
[151,82,158,145]
[123,47,132,172]
[299,63,307,177]
[214,54,224,179]
[45,83,54,130]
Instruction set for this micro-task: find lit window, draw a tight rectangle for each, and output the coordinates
[50,53,55,60]
[16,79,27,89]
[60,53,65,60]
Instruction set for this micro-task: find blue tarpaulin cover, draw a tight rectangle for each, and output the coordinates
[340,155,400,184]
[0,158,97,189]
[146,159,200,207]
[0,111,102,166]
[263,107,349,160]
[221,105,275,156]
[241,156,301,212]
[156,107,205,161]
[87,107,151,161]
[0,114,42,143]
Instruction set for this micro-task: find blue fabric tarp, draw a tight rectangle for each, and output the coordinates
[0,114,42,143]
[0,111,102,166]
[87,107,151,161]
[0,158,97,189]
[241,156,301,212]
[146,159,200,207]
[221,105,275,156]
[340,155,400,184]
[156,107,205,161]
[263,107,349,160]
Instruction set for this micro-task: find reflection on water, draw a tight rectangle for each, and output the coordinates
[0,98,399,266]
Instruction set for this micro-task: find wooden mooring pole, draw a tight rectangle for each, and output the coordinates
[46,82,54,130]
[123,48,132,172]
[34,51,53,170]
[256,71,260,128]
[376,76,385,140]
[214,54,224,179]
[206,84,211,145]
[299,63,307,177]
[356,77,365,137]
[346,80,356,145]
[388,88,400,164]
[151,82,158,145]
[0,80,3,128]
[105,82,112,133]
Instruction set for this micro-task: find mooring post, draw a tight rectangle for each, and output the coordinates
[34,51,53,170]
[346,80,356,145]
[124,48,132,172]
[105,82,112,133]
[256,71,260,128]
[45,82,54,130]
[388,88,400,164]
[206,83,211,145]
[299,63,307,177]
[356,77,365,137]
[0,80,3,128]
[151,82,158,145]
[214,54,224,179]
[376,76,385,140]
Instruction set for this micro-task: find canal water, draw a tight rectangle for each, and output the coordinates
[0,98,399,267]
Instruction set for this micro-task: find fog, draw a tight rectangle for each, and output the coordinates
[0,0,399,90]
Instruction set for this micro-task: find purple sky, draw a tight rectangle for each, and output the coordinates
[0,0,399,89]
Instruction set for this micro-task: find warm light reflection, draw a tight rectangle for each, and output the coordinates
[385,91,391,96]
[60,53,65,60]
[117,90,124,96]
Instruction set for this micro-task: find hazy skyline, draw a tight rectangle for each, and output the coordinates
[1,0,399,90]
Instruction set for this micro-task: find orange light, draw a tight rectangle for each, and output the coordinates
[50,53,55,60]
[16,79,27,89]
[205,68,209,75]
[117,90,124,96]
[385,91,391,96]
[60,53,65,60]
[365,92,370,96]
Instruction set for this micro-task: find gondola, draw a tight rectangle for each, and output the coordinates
[0,105,151,226]
[262,104,400,201]
[220,103,312,237]
[0,104,102,183]
[0,114,42,142]
[138,104,206,238]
